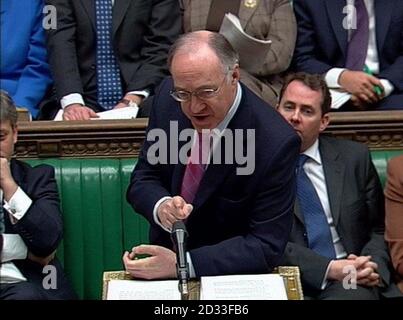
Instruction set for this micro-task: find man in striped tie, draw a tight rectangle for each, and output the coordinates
[124,31,301,280]
[277,72,392,299]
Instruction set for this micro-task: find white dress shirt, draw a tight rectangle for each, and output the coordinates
[1,187,33,284]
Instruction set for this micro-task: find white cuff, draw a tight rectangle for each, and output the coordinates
[186,252,196,278]
[153,196,173,232]
[325,68,346,89]
[321,260,334,290]
[61,93,85,109]
[1,234,28,262]
[4,187,32,222]
[127,90,150,99]
[379,79,394,97]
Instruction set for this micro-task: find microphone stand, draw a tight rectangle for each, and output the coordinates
[171,221,190,300]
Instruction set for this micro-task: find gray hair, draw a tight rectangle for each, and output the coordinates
[0,91,18,128]
[167,31,239,74]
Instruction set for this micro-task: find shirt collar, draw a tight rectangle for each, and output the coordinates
[302,139,322,165]
[215,82,242,134]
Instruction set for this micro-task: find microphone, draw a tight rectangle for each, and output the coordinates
[171,220,189,300]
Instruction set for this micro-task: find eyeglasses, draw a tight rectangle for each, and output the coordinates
[170,74,228,102]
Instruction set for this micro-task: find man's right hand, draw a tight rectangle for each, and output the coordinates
[63,104,99,120]
[157,196,193,230]
[339,70,384,104]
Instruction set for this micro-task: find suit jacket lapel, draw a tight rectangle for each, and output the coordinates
[112,0,131,36]
[238,0,259,29]
[171,110,193,195]
[192,86,251,211]
[81,0,96,32]
[10,160,26,192]
[375,0,394,54]
[320,137,345,227]
[325,0,348,58]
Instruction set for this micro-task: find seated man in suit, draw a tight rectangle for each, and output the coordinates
[43,0,182,120]
[292,0,403,110]
[123,31,300,279]
[0,91,76,299]
[385,155,403,295]
[277,72,391,299]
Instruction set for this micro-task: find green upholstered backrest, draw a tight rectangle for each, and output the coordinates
[25,158,149,300]
[24,150,403,299]
[370,150,403,187]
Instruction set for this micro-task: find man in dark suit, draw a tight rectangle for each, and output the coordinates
[277,72,391,299]
[123,31,300,279]
[0,91,75,299]
[292,0,403,110]
[43,0,182,120]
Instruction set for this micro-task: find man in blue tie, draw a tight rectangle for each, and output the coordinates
[43,0,182,120]
[277,72,391,299]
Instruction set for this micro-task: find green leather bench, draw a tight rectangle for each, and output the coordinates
[26,158,148,300]
[25,149,403,299]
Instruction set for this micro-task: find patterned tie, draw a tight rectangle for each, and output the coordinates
[95,0,122,110]
[297,155,336,259]
[180,133,209,204]
[345,0,369,71]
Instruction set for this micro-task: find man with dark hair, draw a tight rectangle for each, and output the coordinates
[0,91,75,299]
[124,31,300,279]
[277,72,391,299]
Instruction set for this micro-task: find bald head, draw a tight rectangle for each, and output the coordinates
[167,31,239,74]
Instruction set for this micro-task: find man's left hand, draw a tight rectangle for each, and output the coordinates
[123,244,177,280]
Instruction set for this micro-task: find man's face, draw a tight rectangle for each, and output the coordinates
[277,80,329,152]
[170,48,240,132]
[0,120,17,160]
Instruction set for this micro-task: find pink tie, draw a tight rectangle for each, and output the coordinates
[180,132,209,204]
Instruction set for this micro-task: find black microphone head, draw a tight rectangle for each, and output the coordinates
[172,220,187,235]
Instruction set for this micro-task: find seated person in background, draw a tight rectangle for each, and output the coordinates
[0,0,52,119]
[42,0,182,120]
[277,72,392,299]
[0,91,76,300]
[292,0,403,110]
[180,0,296,107]
[123,31,300,279]
[385,155,403,295]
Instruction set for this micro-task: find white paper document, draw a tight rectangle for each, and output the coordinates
[106,279,181,300]
[53,105,139,121]
[200,274,288,300]
[330,89,351,109]
[219,13,271,73]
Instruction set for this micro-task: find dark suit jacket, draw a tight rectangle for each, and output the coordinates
[46,0,182,110]
[292,0,403,109]
[127,78,301,277]
[2,160,75,299]
[282,136,390,294]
